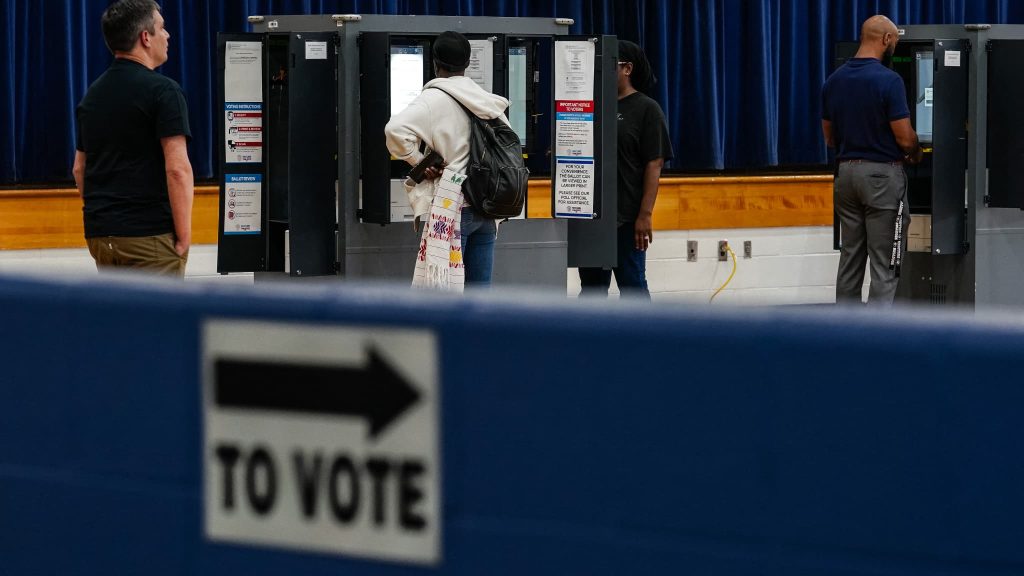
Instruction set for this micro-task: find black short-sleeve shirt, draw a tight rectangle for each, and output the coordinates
[617,92,674,225]
[76,59,191,238]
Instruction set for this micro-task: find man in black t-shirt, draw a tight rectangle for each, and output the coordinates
[579,41,673,299]
[73,0,193,277]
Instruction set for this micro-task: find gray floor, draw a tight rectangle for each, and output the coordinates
[0,244,254,284]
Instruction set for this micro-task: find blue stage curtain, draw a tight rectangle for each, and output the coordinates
[4,0,1024,182]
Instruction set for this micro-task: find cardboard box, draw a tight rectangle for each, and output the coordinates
[907,214,931,253]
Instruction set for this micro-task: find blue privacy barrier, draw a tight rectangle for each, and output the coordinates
[2,272,1024,575]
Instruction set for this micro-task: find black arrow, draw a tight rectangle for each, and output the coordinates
[214,347,420,440]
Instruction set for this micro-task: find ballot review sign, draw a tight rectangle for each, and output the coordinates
[222,174,261,235]
[203,320,440,566]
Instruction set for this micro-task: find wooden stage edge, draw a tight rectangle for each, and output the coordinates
[1,175,834,251]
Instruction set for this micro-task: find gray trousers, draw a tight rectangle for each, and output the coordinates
[835,161,910,305]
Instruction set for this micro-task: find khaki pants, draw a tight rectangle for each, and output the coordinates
[87,233,187,277]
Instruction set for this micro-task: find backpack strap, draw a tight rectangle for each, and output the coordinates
[428,86,480,120]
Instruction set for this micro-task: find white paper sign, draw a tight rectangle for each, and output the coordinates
[203,320,440,566]
[467,39,494,93]
[306,41,327,60]
[555,160,595,218]
[225,41,262,103]
[944,50,961,67]
[223,174,262,235]
[555,41,595,101]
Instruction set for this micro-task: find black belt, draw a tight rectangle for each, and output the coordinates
[839,159,904,166]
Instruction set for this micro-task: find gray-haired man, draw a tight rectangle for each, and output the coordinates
[74,0,193,276]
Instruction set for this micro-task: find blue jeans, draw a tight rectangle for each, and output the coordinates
[578,222,650,299]
[461,208,496,287]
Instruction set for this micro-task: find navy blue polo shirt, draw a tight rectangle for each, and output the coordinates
[821,58,910,163]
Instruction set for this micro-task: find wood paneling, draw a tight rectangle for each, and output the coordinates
[192,185,220,244]
[527,180,553,219]
[528,175,833,229]
[0,189,89,250]
[0,186,221,250]
[659,176,834,230]
[1,176,834,250]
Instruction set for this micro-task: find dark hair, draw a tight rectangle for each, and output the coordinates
[101,0,160,54]
[619,40,656,94]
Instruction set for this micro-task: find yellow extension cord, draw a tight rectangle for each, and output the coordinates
[709,244,738,303]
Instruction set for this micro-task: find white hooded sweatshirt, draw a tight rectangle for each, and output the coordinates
[385,76,511,219]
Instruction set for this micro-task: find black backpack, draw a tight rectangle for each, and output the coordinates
[432,87,529,219]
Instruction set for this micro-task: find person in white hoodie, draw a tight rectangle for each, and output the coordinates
[385,31,512,287]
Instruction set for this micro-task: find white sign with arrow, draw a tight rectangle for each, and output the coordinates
[202,319,440,565]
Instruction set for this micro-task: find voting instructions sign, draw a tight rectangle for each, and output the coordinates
[203,319,440,565]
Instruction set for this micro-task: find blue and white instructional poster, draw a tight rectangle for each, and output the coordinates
[223,174,262,235]
[554,41,596,219]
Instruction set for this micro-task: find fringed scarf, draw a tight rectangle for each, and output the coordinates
[412,168,466,291]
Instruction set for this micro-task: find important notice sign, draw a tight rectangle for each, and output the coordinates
[555,100,596,218]
[203,320,440,565]
[554,41,597,219]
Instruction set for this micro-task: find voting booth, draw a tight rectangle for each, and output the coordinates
[215,15,619,286]
[835,25,1024,307]
[217,33,338,276]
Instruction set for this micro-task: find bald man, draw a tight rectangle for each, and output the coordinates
[822,15,923,306]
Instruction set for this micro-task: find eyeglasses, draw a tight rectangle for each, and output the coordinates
[617,61,629,66]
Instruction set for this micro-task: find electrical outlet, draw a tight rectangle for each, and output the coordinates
[718,240,729,262]
[687,240,698,262]
[744,240,752,259]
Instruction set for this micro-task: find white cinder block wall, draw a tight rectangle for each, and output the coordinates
[0,227,854,305]
[568,226,848,305]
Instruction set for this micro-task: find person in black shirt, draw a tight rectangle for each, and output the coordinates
[578,41,673,299]
[73,0,193,276]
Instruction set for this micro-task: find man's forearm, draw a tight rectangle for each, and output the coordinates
[821,120,835,149]
[73,151,86,197]
[901,134,921,156]
[167,166,194,245]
